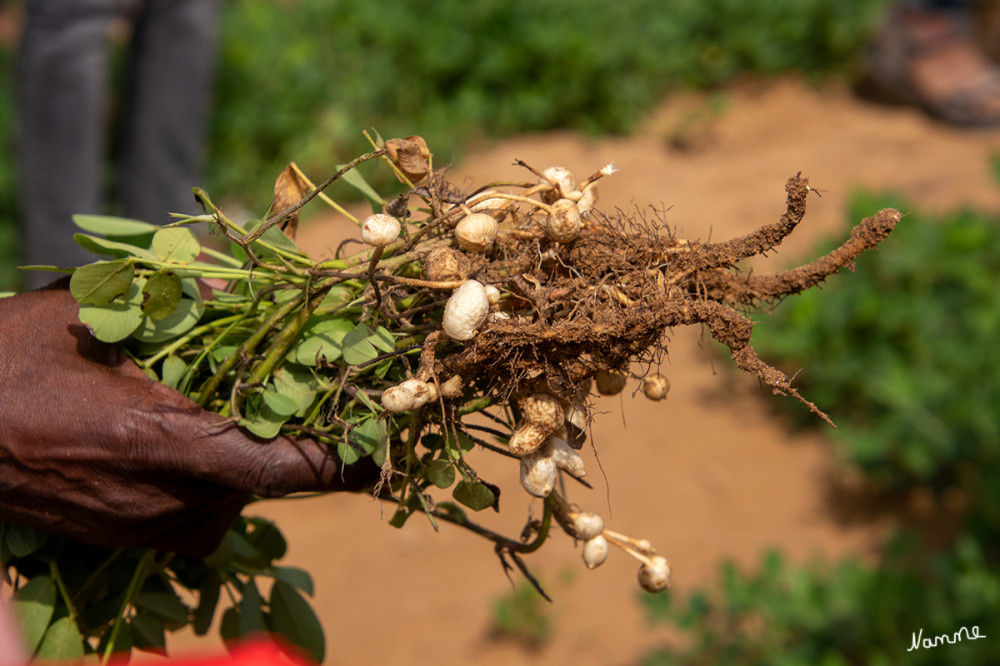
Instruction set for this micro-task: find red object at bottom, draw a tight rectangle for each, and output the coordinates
[127,640,315,666]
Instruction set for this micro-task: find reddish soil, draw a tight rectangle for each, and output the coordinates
[170,78,1000,664]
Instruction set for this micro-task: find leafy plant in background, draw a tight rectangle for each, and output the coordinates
[641,535,1000,666]
[0,0,891,287]
[3,517,322,662]
[206,0,890,213]
[754,190,1000,515]
[640,188,1000,664]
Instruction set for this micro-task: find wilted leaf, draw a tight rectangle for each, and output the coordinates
[70,260,134,305]
[385,136,431,183]
[268,163,311,239]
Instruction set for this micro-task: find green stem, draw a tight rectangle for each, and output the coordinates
[48,561,77,623]
[71,548,125,607]
[139,313,246,369]
[196,291,307,407]
[250,283,333,383]
[101,550,155,664]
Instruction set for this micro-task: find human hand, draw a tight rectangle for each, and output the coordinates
[0,282,376,557]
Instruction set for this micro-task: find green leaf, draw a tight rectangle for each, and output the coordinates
[370,325,396,352]
[341,418,382,464]
[70,260,135,305]
[141,270,183,319]
[160,355,187,390]
[78,280,144,342]
[339,163,385,206]
[342,324,379,365]
[73,214,158,236]
[136,590,190,625]
[452,481,496,512]
[73,233,157,260]
[269,581,325,663]
[426,459,456,489]
[36,616,85,660]
[288,317,353,365]
[11,575,56,652]
[238,580,267,635]
[5,524,50,558]
[262,388,299,416]
[133,295,205,343]
[240,403,288,439]
[220,607,240,643]
[193,571,221,636]
[152,227,201,264]
[269,566,315,597]
[245,517,288,562]
[272,365,323,417]
[130,613,167,655]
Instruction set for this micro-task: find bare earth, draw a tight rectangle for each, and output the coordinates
[170,78,1000,664]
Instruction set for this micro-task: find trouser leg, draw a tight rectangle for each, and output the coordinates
[117,0,222,224]
[17,0,125,287]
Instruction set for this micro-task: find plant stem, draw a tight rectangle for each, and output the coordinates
[196,291,307,407]
[101,550,155,664]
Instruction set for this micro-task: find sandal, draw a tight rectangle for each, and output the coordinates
[863,5,1000,127]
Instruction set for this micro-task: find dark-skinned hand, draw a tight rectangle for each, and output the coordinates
[0,282,377,557]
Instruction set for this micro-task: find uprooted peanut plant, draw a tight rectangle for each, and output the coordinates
[38,134,899,655]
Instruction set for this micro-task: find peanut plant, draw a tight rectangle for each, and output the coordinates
[7,134,899,660]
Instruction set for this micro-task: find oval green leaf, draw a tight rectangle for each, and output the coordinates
[133,296,205,343]
[342,325,379,365]
[36,616,85,660]
[73,214,158,236]
[129,613,167,655]
[269,581,325,664]
[70,260,135,305]
[11,575,56,653]
[78,281,144,343]
[262,388,299,417]
[142,270,183,319]
[288,317,353,366]
[426,459,456,489]
[152,227,201,264]
[452,480,496,512]
[74,233,156,260]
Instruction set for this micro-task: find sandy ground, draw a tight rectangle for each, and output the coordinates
[168,78,1000,664]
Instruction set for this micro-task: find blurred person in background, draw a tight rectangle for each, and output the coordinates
[866,0,1000,126]
[17,0,222,289]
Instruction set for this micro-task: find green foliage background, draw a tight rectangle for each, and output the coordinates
[639,189,1000,664]
[0,0,890,291]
